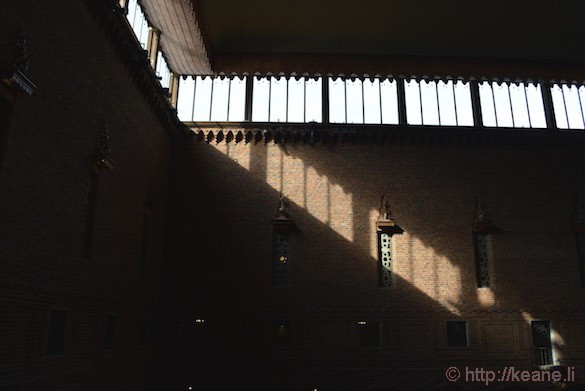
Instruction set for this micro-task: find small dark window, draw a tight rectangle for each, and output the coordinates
[105,315,118,350]
[446,321,468,347]
[531,320,552,365]
[576,233,585,287]
[271,320,291,347]
[357,321,380,348]
[46,309,68,355]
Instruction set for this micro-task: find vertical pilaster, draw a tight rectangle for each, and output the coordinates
[169,73,179,108]
[245,74,254,121]
[469,79,484,127]
[396,75,407,126]
[147,28,161,70]
[540,80,557,129]
[322,75,329,124]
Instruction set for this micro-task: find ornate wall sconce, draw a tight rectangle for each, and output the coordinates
[376,195,403,287]
[272,193,293,286]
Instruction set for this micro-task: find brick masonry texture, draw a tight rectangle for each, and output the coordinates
[0,1,171,390]
[2,0,585,390]
[163,138,585,389]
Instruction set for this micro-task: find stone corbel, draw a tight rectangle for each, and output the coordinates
[272,192,293,232]
[472,198,500,234]
[377,194,404,235]
[1,31,36,97]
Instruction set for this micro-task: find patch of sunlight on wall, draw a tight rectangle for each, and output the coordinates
[551,329,566,348]
[266,146,283,192]
[551,327,566,364]
[521,311,534,322]
[209,143,353,241]
[328,182,353,242]
[476,287,495,307]
[209,143,250,171]
[394,233,462,314]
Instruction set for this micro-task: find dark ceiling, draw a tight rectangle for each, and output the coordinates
[199,0,584,62]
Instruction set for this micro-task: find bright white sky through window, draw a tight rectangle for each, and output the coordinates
[176,75,583,130]
[126,0,584,130]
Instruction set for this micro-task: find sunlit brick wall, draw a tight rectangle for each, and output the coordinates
[166,136,585,388]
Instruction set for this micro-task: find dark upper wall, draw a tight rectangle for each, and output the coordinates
[0,1,172,389]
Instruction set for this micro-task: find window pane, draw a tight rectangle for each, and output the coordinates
[252,77,270,122]
[155,52,171,89]
[454,81,473,126]
[270,77,287,122]
[193,76,212,121]
[479,82,497,127]
[446,321,467,347]
[228,76,246,122]
[492,82,513,127]
[420,79,439,125]
[305,77,322,122]
[380,79,398,125]
[550,85,568,129]
[562,84,585,129]
[405,79,422,125]
[509,83,530,128]
[329,77,346,123]
[526,83,546,128]
[363,79,381,124]
[210,77,230,121]
[177,76,195,121]
[287,77,305,123]
[346,79,364,124]
[358,321,380,348]
[127,0,137,28]
[437,80,457,126]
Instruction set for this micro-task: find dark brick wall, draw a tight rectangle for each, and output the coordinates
[0,1,171,390]
[164,136,585,390]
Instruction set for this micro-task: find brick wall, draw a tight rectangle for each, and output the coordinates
[0,1,171,390]
[165,135,585,390]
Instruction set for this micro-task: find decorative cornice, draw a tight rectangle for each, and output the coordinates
[85,0,190,140]
[184,122,585,147]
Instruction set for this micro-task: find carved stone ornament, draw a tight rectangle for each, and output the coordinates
[13,31,29,72]
[1,31,36,96]
[272,192,292,231]
[377,194,404,235]
[91,123,115,173]
[473,198,499,234]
